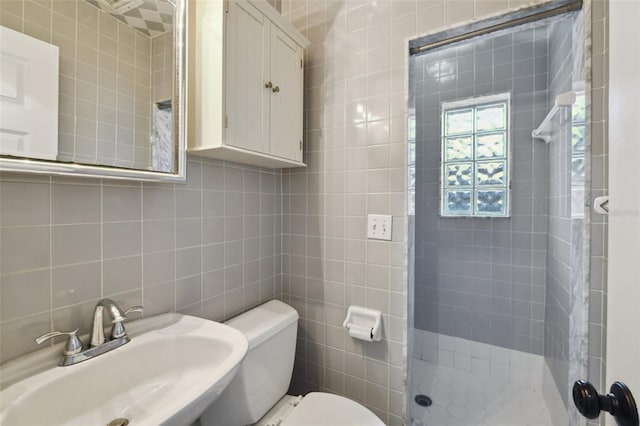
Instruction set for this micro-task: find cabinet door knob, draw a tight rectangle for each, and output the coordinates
[272,86,280,93]
[265,81,273,89]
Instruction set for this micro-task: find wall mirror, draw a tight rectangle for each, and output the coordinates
[0,0,186,181]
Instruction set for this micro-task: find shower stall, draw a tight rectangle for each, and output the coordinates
[407,6,594,425]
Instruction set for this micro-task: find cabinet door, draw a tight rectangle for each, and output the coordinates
[269,25,303,162]
[225,0,269,153]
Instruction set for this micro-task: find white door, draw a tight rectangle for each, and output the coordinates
[269,25,303,162]
[0,26,58,160]
[224,0,270,154]
[606,0,640,424]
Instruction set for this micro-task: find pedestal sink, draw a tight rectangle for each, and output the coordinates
[0,313,248,426]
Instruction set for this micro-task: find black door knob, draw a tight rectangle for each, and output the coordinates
[573,380,639,426]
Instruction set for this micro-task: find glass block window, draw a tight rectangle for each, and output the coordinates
[408,115,416,216]
[571,91,586,218]
[441,94,510,217]
[571,92,586,185]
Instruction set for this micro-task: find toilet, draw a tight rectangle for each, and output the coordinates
[199,300,385,426]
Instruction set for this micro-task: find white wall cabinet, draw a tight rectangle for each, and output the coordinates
[188,0,308,168]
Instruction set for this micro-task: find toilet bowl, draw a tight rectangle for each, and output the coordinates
[199,300,385,426]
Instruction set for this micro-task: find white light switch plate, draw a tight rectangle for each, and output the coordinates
[367,214,392,241]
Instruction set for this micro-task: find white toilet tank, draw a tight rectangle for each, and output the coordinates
[199,300,298,426]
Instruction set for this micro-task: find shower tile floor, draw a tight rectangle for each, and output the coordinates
[410,358,553,426]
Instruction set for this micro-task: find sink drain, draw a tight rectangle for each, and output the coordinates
[107,418,129,426]
[415,394,433,407]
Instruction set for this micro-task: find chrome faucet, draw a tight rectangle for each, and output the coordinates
[35,299,143,366]
[89,298,143,347]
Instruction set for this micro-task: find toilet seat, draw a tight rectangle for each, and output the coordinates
[280,392,385,426]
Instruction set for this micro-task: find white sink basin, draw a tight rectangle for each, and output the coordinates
[0,313,248,426]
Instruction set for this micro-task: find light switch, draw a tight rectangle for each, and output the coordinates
[367,214,392,241]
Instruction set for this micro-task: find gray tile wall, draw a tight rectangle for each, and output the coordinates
[280,1,414,423]
[411,26,550,355]
[544,17,574,409]
[0,157,282,364]
[152,32,173,104]
[543,9,609,421]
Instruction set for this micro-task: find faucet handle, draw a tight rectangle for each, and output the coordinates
[111,305,144,339]
[124,306,144,316]
[35,329,83,356]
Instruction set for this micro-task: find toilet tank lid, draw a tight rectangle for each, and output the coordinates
[226,300,298,349]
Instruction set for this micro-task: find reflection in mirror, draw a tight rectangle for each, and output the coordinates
[0,0,182,177]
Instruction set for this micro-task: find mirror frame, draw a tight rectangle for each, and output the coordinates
[0,0,187,182]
